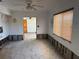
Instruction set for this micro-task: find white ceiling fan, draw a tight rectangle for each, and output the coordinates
[0,0,44,11]
[25,0,44,10]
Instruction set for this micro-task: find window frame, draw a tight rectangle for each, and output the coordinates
[53,8,74,43]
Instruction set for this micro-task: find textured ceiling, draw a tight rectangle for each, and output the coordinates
[0,0,53,11]
[0,0,78,12]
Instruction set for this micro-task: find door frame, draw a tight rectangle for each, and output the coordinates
[23,17,37,39]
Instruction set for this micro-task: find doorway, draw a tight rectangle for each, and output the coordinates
[23,17,37,40]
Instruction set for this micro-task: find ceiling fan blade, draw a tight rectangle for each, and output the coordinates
[32,5,43,8]
[31,7,37,10]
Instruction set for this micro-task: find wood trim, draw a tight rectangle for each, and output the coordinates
[8,35,23,41]
[54,8,74,15]
[71,52,74,59]
[37,34,48,39]
[48,35,72,59]
[48,35,79,59]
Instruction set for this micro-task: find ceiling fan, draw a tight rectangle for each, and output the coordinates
[25,0,44,10]
[0,0,44,11]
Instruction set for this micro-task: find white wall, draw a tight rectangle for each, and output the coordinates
[0,13,9,40]
[48,0,79,56]
[9,11,49,35]
[0,5,11,40]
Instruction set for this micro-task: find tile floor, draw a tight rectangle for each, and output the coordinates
[23,33,36,40]
[0,39,64,59]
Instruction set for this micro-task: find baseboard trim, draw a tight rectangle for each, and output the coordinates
[37,34,48,39]
[8,35,23,41]
[48,35,79,59]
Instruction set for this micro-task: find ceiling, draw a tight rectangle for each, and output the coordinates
[0,0,78,12]
[0,0,54,11]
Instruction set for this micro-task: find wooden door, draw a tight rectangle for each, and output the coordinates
[23,20,27,33]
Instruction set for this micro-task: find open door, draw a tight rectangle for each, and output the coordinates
[23,17,37,40]
[23,19,27,33]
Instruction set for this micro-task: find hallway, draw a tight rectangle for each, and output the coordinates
[0,39,63,59]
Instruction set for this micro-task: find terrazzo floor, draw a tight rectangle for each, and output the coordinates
[0,39,64,59]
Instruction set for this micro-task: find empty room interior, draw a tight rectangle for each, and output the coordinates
[0,0,79,59]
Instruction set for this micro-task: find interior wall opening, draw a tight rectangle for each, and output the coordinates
[23,16,36,40]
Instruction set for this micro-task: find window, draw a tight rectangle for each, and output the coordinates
[53,8,73,42]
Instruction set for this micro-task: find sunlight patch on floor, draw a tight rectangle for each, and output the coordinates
[23,32,36,40]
